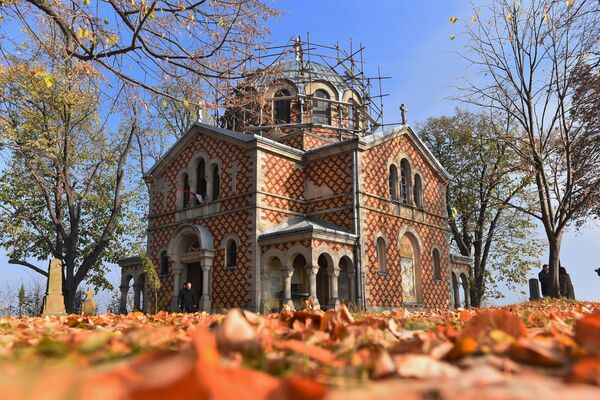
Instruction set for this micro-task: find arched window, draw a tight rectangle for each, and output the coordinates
[414,174,423,209]
[159,250,169,276]
[376,237,387,273]
[182,172,190,208]
[347,98,360,131]
[389,164,399,201]
[196,159,207,203]
[400,159,412,205]
[432,248,441,281]
[226,240,237,268]
[211,164,220,201]
[400,235,417,302]
[313,89,331,125]
[274,89,291,124]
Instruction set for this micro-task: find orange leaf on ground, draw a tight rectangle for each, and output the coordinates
[575,311,600,355]
[509,337,568,367]
[460,310,527,341]
[566,357,600,386]
[273,339,343,368]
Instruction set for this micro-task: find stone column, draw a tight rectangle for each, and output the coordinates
[328,267,340,310]
[172,261,185,311]
[283,267,294,309]
[133,283,142,311]
[119,284,129,314]
[307,265,320,310]
[259,270,270,313]
[200,255,213,312]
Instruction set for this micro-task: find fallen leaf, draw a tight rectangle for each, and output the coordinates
[566,357,600,386]
[575,311,600,355]
[395,354,460,379]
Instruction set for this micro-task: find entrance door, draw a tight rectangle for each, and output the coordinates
[316,267,329,309]
[186,262,203,310]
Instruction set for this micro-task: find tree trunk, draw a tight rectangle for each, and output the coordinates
[547,235,562,298]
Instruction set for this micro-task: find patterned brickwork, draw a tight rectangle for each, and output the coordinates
[304,133,332,150]
[260,153,304,199]
[306,153,353,195]
[362,209,450,310]
[148,209,253,310]
[358,129,450,309]
[360,131,446,219]
[279,134,303,150]
[152,131,253,216]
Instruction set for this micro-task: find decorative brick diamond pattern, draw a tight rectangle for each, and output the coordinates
[359,130,450,309]
[261,153,304,199]
[132,121,452,313]
[306,153,353,194]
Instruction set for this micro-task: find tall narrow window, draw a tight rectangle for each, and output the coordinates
[389,164,399,201]
[400,159,412,205]
[348,99,360,130]
[432,248,441,281]
[376,237,387,273]
[160,251,169,276]
[273,89,291,124]
[211,165,220,201]
[226,240,237,268]
[400,235,417,303]
[182,173,190,208]
[196,159,207,203]
[414,174,423,209]
[313,89,331,125]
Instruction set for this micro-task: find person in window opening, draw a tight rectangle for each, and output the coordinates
[178,281,197,312]
[538,264,549,297]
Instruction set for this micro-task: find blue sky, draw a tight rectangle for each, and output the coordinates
[1,0,598,305]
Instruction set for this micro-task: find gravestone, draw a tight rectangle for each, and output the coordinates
[82,288,97,315]
[529,278,541,301]
[42,259,66,316]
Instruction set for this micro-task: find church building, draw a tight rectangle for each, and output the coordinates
[117,38,472,313]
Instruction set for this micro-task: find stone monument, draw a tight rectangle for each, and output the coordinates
[82,288,97,315]
[42,259,66,316]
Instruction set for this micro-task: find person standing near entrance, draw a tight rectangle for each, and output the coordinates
[538,264,549,297]
[178,282,197,312]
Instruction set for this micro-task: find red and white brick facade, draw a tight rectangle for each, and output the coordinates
[118,58,458,313]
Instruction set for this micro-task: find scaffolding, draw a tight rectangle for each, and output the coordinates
[214,34,391,138]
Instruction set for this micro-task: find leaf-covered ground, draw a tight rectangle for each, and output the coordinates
[1,299,599,399]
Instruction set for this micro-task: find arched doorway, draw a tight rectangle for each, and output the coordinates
[134,273,146,312]
[338,256,355,304]
[316,254,332,309]
[291,254,308,310]
[451,272,460,309]
[460,273,470,308]
[119,274,135,314]
[266,256,283,312]
[399,234,420,303]
[167,224,215,312]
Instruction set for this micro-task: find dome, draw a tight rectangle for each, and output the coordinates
[251,59,351,98]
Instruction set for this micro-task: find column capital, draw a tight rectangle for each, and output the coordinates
[327,266,340,277]
[305,264,319,275]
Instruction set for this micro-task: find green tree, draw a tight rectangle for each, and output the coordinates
[17,283,25,316]
[459,0,600,296]
[0,48,143,313]
[140,252,161,314]
[418,110,542,306]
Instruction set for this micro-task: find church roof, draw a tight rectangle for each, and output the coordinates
[251,59,351,95]
[259,217,357,241]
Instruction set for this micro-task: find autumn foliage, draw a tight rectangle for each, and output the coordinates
[0,299,599,399]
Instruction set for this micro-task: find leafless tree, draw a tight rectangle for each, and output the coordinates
[460,0,600,296]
